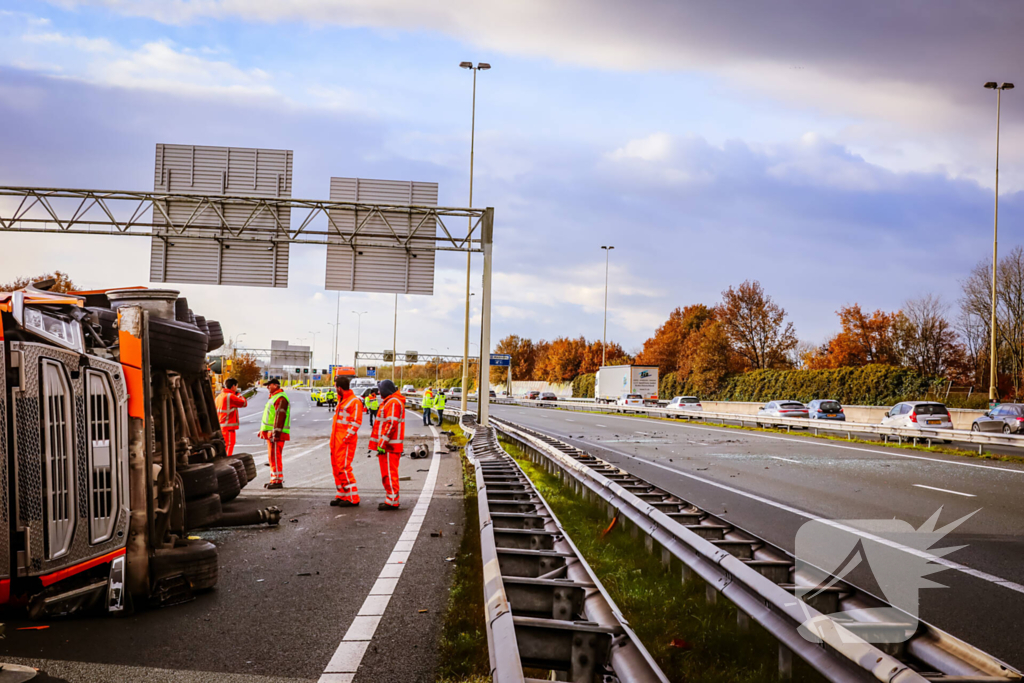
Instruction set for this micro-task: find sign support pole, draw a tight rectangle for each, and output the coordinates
[478,208,494,427]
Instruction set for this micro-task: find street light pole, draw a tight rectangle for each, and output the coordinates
[307,330,319,370]
[601,245,614,366]
[459,61,491,412]
[352,310,367,367]
[985,81,1014,406]
[333,291,341,367]
[393,293,399,381]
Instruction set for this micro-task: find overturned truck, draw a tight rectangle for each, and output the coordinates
[0,283,277,619]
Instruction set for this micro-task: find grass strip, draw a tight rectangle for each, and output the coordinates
[501,435,822,683]
[435,421,490,683]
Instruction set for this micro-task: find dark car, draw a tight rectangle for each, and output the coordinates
[539,392,557,401]
[807,399,846,421]
[526,390,541,400]
[971,403,1024,434]
[489,390,497,398]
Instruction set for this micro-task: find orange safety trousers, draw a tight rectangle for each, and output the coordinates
[224,429,237,458]
[378,452,401,507]
[332,438,360,503]
[267,440,284,484]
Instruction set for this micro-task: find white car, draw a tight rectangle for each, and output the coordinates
[616,393,644,407]
[402,384,415,394]
[880,401,953,433]
[667,396,702,412]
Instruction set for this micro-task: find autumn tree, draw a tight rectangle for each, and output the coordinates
[893,295,962,377]
[491,335,538,383]
[804,305,899,369]
[231,352,262,390]
[718,281,797,370]
[0,271,79,293]
[635,304,713,375]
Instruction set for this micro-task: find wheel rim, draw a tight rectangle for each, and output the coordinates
[972,424,980,431]
[1004,425,1012,434]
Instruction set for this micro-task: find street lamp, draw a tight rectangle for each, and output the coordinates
[307,330,319,369]
[984,81,1014,406]
[459,60,491,412]
[352,310,368,367]
[601,246,615,366]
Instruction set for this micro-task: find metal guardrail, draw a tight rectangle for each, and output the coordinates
[490,416,1022,683]
[496,398,1024,452]
[460,414,669,683]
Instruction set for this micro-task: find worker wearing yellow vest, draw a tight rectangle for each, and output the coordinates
[259,378,291,489]
[422,387,434,425]
[433,390,446,426]
[365,389,380,427]
[215,377,248,457]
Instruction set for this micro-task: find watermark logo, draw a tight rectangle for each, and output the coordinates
[793,507,976,644]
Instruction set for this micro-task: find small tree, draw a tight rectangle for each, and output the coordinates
[0,271,79,293]
[231,352,262,390]
[718,280,797,370]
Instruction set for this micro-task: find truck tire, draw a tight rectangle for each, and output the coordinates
[148,317,209,374]
[194,315,210,336]
[178,463,217,499]
[213,459,241,502]
[151,538,219,591]
[174,298,190,323]
[236,452,257,482]
[185,492,223,529]
[227,458,247,491]
[206,320,225,352]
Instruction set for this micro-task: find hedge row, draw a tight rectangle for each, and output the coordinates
[575,365,944,406]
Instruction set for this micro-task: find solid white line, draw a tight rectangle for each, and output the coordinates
[913,484,976,498]
[564,410,1024,475]
[771,456,801,464]
[580,438,1024,595]
[319,424,444,682]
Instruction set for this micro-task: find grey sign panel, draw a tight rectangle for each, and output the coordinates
[149,144,293,287]
[325,177,438,295]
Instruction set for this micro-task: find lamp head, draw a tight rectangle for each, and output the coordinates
[1002,83,1015,90]
[985,82,999,89]
[478,63,491,70]
[460,61,473,69]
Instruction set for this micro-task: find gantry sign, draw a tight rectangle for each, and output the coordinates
[0,143,499,425]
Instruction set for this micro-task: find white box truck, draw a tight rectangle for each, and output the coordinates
[595,365,659,404]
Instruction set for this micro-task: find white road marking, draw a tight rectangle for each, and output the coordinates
[571,411,1024,475]
[580,438,1024,595]
[319,424,444,683]
[595,424,606,428]
[771,456,801,464]
[913,484,976,498]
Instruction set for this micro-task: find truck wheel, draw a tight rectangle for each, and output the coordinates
[151,538,219,591]
[227,458,247,491]
[185,493,223,529]
[178,463,217,499]
[148,317,209,374]
[213,460,242,502]
[194,315,210,337]
[236,452,257,482]
[206,320,225,352]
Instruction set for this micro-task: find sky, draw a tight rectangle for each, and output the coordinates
[0,0,1022,369]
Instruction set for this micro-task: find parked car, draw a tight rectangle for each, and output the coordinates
[526,390,541,400]
[617,393,644,407]
[311,389,325,405]
[667,396,702,412]
[880,401,952,433]
[807,399,846,421]
[402,384,416,394]
[756,400,809,426]
[489,390,497,398]
[971,403,1024,433]
[539,392,558,401]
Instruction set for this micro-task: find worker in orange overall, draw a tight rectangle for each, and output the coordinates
[259,378,291,489]
[368,379,406,510]
[215,378,248,457]
[330,375,364,507]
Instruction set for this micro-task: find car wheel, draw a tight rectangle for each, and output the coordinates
[148,316,209,374]
[971,423,981,432]
[178,463,217,499]
[236,452,257,482]
[1003,424,1012,434]
[226,458,247,490]
[150,538,219,590]
[206,320,224,352]
[212,459,242,502]
[184,493,223,530]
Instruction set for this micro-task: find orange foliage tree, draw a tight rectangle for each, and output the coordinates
[718,280,798,370]
[635,305,713,376]
[805,304,899,369]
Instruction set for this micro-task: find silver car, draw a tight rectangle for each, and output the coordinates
[807,399,846,421]
[971,403,1024,433]
[667,396,703,412]
[880,401,952,431]
[756,400,809,427]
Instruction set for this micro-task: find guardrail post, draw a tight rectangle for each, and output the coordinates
[681,563,693,584]
[661,547,671,571]
[705,583,717,605]
[779,643,793,680]
[644,533,654,554]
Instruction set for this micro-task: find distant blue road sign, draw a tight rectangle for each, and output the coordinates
[312,374,322,381]
[490,354,511,367]
[367,366,377,377]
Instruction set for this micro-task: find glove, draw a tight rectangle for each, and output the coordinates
[377,445,386,455]
[273,428,283,442]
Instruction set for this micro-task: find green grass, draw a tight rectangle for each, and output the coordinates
[502,436,822,683]
[435,422,490,683]
[545,406,1024,466]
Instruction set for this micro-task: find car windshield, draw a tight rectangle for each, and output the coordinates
[780,402,804,409]
[915,404,949,416]
[680,397,699,403]
[819,401,841,411]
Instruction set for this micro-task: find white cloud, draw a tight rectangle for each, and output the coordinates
[23,31,114,53]
[610,132,672,162]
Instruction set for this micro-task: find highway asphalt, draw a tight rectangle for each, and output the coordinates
[0,390,463,683]
[480,401,1024,671]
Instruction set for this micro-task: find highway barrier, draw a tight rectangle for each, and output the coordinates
[460,414,669,683]
[494,398,1024,453]
[490,415,1022,683]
